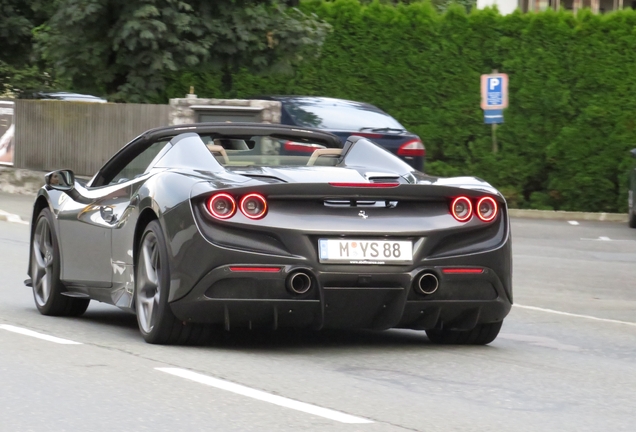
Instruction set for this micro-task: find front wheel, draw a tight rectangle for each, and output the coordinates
[31,208,90,316]
[134,220,207,344]
[425,321,503,345]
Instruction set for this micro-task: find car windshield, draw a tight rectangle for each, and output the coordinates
[284,99,405,131]
[198,133,342,168]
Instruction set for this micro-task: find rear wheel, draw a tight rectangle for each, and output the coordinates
[425,321,503,345]
[135,220,207,344]
[31,209,90,316]
[629,189,636,228]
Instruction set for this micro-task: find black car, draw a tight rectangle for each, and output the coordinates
[257,96,425,171]
[18,91,107,103]
[27,123,511,345]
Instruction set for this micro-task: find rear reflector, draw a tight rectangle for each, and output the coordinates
[442,268,484,274]
[397,139,425,157]
[229,267,281,272]
[329,182,399,188]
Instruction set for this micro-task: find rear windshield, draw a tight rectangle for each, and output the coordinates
[198,133,342,167]
[284,99,405,131]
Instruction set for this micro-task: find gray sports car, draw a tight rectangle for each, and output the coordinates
[27,123,512,345]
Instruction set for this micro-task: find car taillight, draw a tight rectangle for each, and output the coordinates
[397,139,425,157]
[207,193,236,220]
[240,193,268,219]
[450,196,472,222]
[449,196,499,223]
[476,197,498,222]
[283,141,325,153]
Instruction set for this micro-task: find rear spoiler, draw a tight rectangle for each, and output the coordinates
[191,181,503,204]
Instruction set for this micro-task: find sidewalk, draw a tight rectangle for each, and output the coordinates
[0,166,43,196]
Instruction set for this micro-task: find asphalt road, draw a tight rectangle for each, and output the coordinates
[1,196,635,431]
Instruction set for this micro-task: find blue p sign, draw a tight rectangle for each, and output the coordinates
[481,73,508,110]
[489,78,501,92]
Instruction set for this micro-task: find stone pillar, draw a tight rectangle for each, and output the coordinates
[169,97,282,126]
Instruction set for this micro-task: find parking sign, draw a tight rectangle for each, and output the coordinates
[481,73,508,110]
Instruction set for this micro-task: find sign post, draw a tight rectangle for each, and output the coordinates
[481,71,508,154]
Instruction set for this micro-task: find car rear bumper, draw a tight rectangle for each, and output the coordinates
[169,248,512,331]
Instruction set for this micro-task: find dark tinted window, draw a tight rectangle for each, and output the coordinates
[284,99,405,130]
[108,140,170,185]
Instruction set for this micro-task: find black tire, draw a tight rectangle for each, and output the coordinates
[31,208,90,317]
[134,220,207,344]
[426,321,503,345]
[629,190,636,228]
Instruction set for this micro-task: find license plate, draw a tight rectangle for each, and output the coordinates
[318,239,413,264]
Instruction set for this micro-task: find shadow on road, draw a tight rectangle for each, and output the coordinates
[76,307,444,351]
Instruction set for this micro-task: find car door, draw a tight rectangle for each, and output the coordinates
[57,139,170,289]
[56,187,117,287]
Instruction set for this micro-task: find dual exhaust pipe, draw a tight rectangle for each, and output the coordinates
[286,270,438,296]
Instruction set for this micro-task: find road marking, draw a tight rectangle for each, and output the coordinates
[514,304,636,327]
[580,237,635,242]
[156,367,373,424]
[0,324,82,344]
[567,220,579,225]
[0,209,29,225]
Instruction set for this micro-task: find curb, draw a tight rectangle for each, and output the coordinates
[0,210,29,225]
[508,209,628,223]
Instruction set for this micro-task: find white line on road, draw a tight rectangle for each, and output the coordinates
[156,367,373,424]
[0,324,82,344]
[514,304,636,327]
[567,220,579,225]
[580,237,635,242]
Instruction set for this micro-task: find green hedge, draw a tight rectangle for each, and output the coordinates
[163,0,636,212]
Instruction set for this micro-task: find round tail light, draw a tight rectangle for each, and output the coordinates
[451,196,472,222]
[207,193,236,219]
[240,193,267,219]
[477,197,498,222]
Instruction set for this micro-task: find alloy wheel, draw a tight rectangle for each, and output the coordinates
[32,217,55,307]
[136,232,162,333]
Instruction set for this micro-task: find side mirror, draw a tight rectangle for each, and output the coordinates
[45,169,75,191]
[630,149,636,158]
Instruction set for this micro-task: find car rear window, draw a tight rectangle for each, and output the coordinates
[284,100,405,131]
[199,133,342,168]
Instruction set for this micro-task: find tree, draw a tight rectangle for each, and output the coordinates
[36,0,331,102]
[0,1,58,96]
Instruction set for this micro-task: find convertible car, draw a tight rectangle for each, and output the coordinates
[27,123,512,345]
